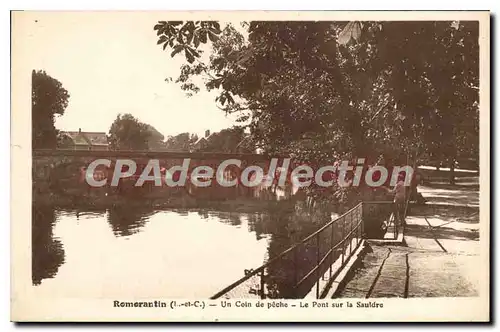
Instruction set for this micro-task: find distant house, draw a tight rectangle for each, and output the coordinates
[58,128,109,151]
[191,130,212,151]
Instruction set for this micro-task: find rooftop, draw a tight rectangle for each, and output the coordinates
[61,130,108,146]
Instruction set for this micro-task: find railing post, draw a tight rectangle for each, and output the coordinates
[354,207,358,247]
[358,204,362,244]
[341,216,345,265]
[354,206,357,245]
[293,246,298,298]
[260,270,266,299]
[329,223,334,279]
[349,212,353,256]
[361,203,364,238]
[360,203,364,238]
[316,233,320,299]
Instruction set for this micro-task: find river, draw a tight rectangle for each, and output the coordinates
[32,199,337,299]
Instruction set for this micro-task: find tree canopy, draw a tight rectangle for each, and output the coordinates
[195,127,254,153]
[32,70,70,149]
[154,20,479,177]
[108,113,165,150]
[164,132,198,152]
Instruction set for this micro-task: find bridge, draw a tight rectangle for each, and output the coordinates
[33,149,283,178]
[32,149,295,197]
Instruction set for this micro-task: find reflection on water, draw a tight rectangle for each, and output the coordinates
[32,206,65,285]
[107,206,155,237]
[32,199,335,298]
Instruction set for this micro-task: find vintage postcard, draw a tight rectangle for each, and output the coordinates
[11,11,490,322]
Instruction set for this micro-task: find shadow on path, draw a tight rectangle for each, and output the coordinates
[404,223,479,242]
[409,205,479,224]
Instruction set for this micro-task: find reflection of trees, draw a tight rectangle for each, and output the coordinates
[227,213,241,226]
[107,205,155,237]
[197,210,209,219]
[32,203,65,286]
[216,212,242,226]
[247,213,267,240]
[187,183,250,201]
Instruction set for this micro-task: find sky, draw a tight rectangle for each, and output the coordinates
[25,12,241,138]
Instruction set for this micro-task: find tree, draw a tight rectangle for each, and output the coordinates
[108,114,152,150]
[164,132,198,151]
[342,21,479,182]
[32,70,70,149]
[154,20,479,187]
[154,22,352,163]
[197,127,254,153]
[144,124,166,150]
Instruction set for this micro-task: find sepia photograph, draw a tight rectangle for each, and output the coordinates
[11,10,490,322]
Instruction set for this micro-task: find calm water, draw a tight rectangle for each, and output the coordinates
[32,202,335,298]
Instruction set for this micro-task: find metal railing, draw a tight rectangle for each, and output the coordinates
[210,202,364,299]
